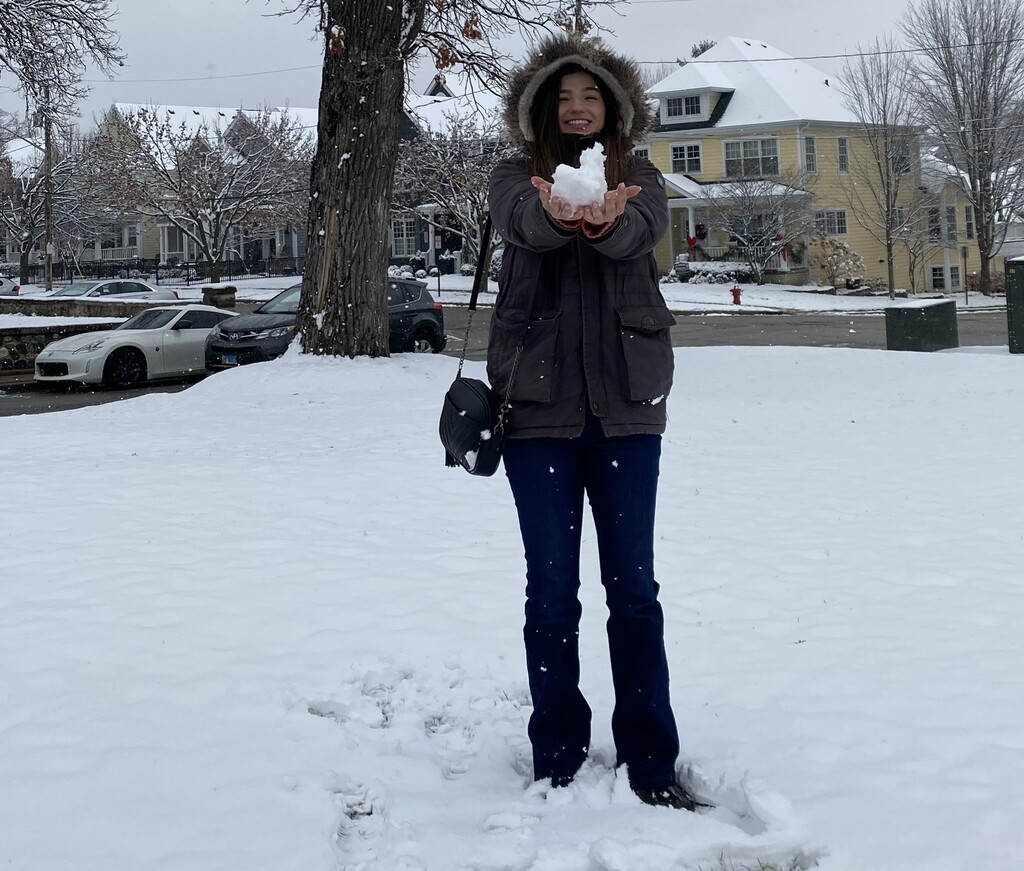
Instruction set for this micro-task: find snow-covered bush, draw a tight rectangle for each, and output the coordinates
[687,261,754,284]
[459,262,476,277]
[813,236,864,290]
[660,269,679,284]
[488,248,504,282]
[415,269,427,279]
[428,267,439,277]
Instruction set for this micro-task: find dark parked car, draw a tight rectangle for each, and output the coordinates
[205,279,446,370]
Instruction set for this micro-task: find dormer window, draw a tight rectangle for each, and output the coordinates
[667,95,703,118]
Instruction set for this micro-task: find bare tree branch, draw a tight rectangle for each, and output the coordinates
[838,35,924,296]
[0,0,124,114]
[280,0,623,358]
[393,110,517,266]
[901,0,1024,294]
[92,107,312,282]
[691,171,814,285]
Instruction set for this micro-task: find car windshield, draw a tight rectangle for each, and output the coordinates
[51,283,99,297]
[117,309,178,330]
[258,286,301,314]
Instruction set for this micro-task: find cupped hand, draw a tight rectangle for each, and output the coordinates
[579,183,642,226]
[531,176,579,221]
[531,177,642,225]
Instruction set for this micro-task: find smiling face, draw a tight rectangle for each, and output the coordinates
[557,70,606,137]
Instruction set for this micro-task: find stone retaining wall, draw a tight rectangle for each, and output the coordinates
[0,322,120,374]
[0,298,154,318]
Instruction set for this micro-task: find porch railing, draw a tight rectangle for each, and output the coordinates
[685,245,786,272]
[100,246,139,261]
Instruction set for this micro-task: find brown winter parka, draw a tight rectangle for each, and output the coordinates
[486,37,676,439]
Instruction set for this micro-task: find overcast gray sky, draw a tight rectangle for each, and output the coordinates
[1,0,917,128]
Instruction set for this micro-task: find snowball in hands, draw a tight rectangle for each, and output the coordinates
[550,142,607,212]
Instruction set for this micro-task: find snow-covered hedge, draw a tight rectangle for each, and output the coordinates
[488,248,504,283]
[687,261,755,284]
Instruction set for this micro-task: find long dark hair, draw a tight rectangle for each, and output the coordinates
[528,63,630,189]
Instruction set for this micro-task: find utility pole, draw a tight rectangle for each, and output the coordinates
[42,87,54,292]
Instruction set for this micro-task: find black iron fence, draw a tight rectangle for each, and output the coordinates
[4,258,159,285]
[153,256,305,286]
[2,256,306,287]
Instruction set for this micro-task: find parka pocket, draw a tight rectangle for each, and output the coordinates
[489,309,561,402]
[616,305,676,402]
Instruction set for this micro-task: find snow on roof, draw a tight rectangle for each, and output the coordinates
[650,36,855,128]
[920,151,970,194]
[405,91,502,134]
[662,171,808,202]
[662,172,704,198]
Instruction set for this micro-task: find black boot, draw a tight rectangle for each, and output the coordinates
[632,783,698,811]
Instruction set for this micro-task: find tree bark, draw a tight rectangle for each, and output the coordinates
[297,0,406,357]
[19,244,30,286]
[886,235,896,300]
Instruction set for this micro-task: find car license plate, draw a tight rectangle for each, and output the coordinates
[222,353,237,365]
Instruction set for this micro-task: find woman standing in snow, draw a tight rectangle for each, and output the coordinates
[488,35,693,810]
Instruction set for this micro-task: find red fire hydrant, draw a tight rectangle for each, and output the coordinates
[730,284,742,305]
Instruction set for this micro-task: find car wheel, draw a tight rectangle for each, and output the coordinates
[102,347,147,388]
[408,327,441,354]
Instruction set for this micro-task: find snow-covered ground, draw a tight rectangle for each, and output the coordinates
[1,343,1021,871]
[423,274,1008,314]
[4,274,1008,324]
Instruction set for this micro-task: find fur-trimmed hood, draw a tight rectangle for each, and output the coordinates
[502,34,653,149]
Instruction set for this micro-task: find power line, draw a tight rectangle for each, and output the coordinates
[75,35,1024,86]
[81,65,321,84]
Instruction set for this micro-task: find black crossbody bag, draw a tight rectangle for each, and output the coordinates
[438,215,536,476]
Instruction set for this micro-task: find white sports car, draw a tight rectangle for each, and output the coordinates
[34,304,236,387]
[47,279,179,301]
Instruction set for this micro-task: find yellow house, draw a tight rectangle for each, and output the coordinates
[642,37,981,291]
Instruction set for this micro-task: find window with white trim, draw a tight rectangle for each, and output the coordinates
[837,137,849,174]
[814,209,848,236]
[893,205,907,233]
[928,208,942,240]
[804,136,817,173]
[391,219,417,258]
[931,266,945,290]
[945,206,958,242]
[633,145,650,159]
[666,97,684,117]
[724,138,779,178]
[671,143,702,174]
[684,95,701,116]
[965,205,975,239]
[949,265,961,289]
[890,141,911,175]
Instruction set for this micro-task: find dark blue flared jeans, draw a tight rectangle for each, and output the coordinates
[502,415,680,789]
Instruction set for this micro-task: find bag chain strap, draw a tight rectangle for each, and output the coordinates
[456,212,533,435]
[494,345,523,436]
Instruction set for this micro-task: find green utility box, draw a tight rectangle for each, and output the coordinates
[885,299,959,352]
[1005,259,1024,353]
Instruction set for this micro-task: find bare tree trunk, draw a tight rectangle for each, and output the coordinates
[19,244,30,286]
[297,0,405,357]
[902,0,1024,297]
[886,235,896,299]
